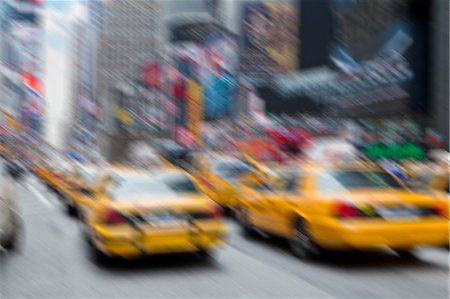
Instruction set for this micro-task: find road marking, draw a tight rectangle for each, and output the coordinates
[25,181,55,209]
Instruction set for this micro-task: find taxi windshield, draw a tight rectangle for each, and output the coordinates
[317,170,404,194]
[213,160,251,179]
[78,167,98,182]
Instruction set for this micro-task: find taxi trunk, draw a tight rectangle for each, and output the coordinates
[311,190,449,250]
[90,197,227,258]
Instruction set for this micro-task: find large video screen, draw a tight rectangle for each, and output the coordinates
[240,1,298,86]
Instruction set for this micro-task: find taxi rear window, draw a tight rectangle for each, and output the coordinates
[317,170,404,194]
[111,173,199,201]
[213,160,251,179]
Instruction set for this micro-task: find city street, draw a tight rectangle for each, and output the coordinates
[0,174,448,298]
[0,0,448,298]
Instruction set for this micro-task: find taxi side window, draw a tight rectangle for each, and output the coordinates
[248,179,273,193]
[285,176,298,192]
[282,171,303,194]
[213,162,252,181]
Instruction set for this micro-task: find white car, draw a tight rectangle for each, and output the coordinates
[0,168,19,250]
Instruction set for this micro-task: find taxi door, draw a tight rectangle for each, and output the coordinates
[77,175,110,222]
[251,189,286,235]
[253,172,307,237]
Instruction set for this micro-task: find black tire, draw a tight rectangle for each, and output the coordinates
[83,228,108,263]
[88,242,109,264]
[60,194,78,217]
[66,203,78,217]
[236,207,257,237]
[289,218,321,260]
[394,249,415,258]
[196,248,214,260]
[223,206,234,217]
[80,220,93,244]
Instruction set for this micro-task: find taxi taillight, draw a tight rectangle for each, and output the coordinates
[209,205,223,219]
[103,208,126,224]
[431,204,448,218]
[334,201,361,218]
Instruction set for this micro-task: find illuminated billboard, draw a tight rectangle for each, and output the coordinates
[240,1,298,86]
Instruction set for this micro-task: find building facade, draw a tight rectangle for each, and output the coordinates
[94,0,159,161]
[67,0,102,160]
[429,0,449,148]
[0,0,44,135]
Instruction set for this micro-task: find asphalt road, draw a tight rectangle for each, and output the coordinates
[0,174,448,298]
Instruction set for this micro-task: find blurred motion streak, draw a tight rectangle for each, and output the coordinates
[0,0,448,298]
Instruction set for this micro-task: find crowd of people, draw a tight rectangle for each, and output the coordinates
[1,115,448,194]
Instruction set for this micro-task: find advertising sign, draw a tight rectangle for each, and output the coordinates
[202,32,238,120]
[240,1,298,85]
[140,60,159,89]
[186,79,203,146]
[363,142,425,161]
[171,32,238,121]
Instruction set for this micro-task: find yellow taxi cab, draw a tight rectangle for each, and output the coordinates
[241,154,281,181]
[78,168,227,261]
[236,162,449,260]
[57,164,101,216]
[33,158,51,181]
[62,164,151,216]
[402,159,449,193]
[193,153,254,211]
[37,160,56,188]
[42,160,74,193]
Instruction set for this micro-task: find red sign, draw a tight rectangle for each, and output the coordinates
[141,61,159,88]
[21,72,43,95]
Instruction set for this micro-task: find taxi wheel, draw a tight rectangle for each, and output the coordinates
[83,230,108,263]
[289,218,320,260]
[87,242,108,264]
[58,194,78,217]
[393,249,415,259]
[80,221,92,244]
[236,207,257,237]
[67,204,78,217]
[196,248,214,259]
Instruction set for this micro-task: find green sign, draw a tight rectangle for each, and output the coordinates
[363,142,425,161]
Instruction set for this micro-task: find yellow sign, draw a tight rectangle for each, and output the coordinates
[264,3,298,71]
[115,106,132,125]
[186,79,203,146]
[1,111,21,132]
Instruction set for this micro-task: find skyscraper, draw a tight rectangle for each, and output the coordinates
[429,0,449,148]
[67,0,102,159]
[94,0,159,160]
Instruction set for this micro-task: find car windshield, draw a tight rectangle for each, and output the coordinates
[213,160,251,180]
[317,170,404,194]
[78,167,98,182]
[110,172,199,201]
